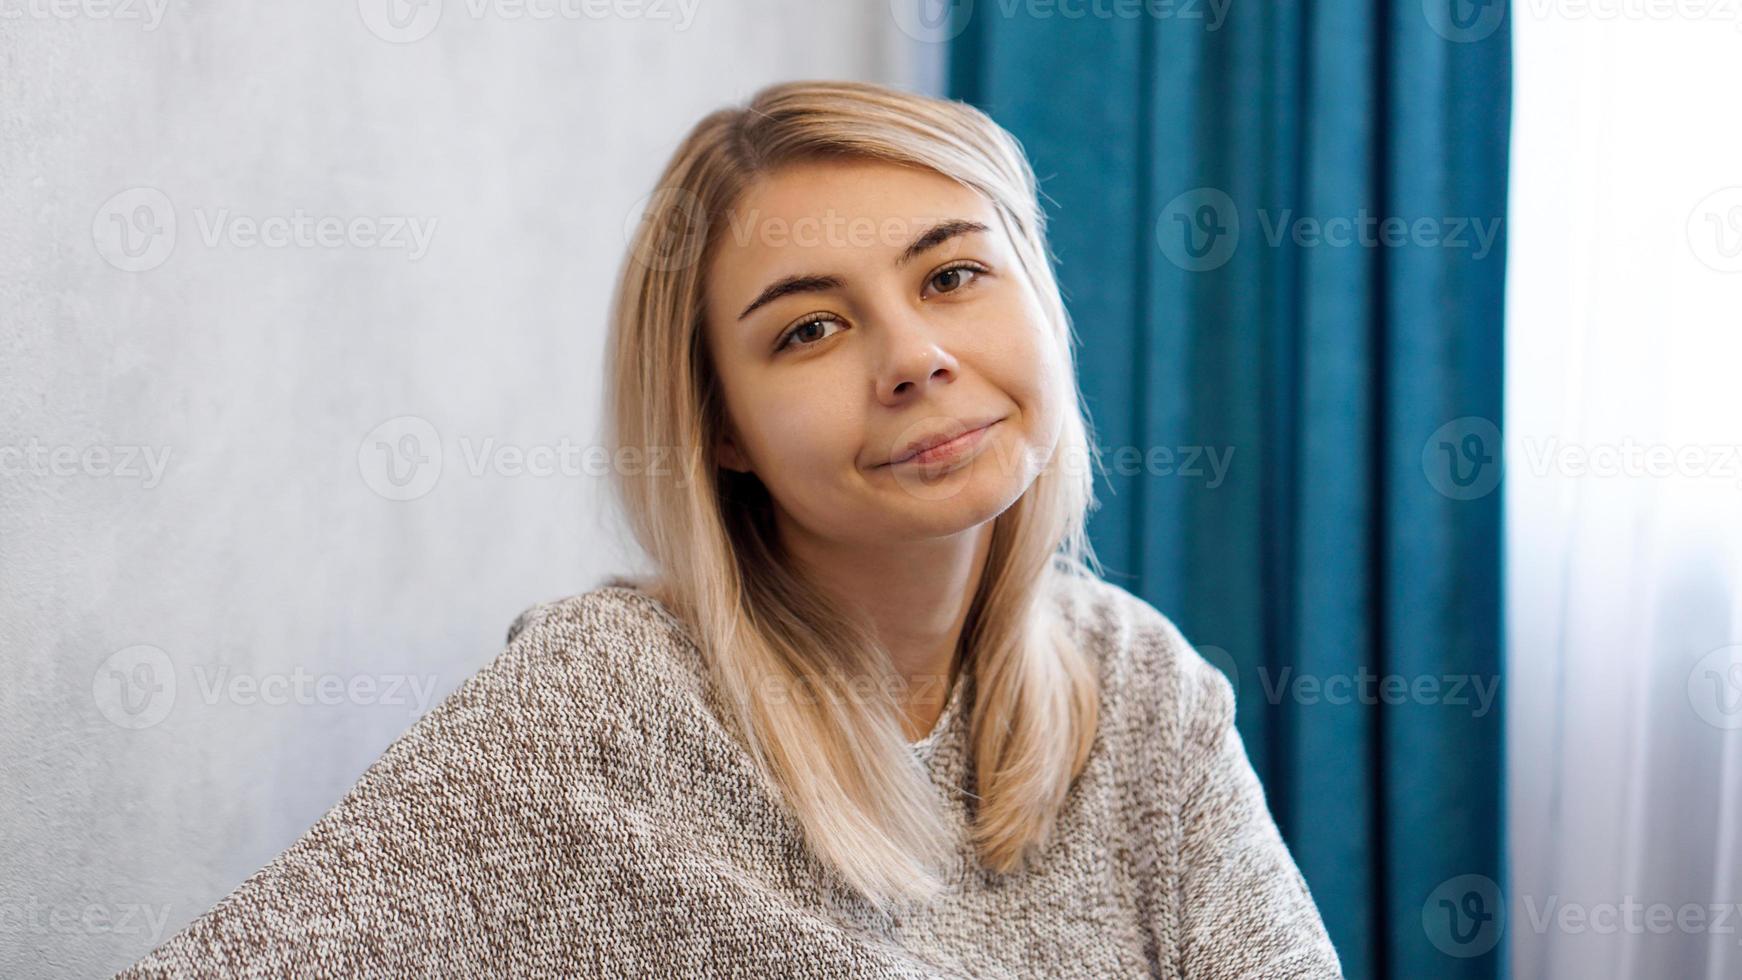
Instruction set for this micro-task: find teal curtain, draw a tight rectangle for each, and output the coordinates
[949,4,1509,979]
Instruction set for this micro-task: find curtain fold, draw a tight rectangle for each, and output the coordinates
[950,5,1510,978]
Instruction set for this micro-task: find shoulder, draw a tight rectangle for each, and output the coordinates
[505,580,699,671]
[405,582,708,750]
[396,580,723,778]
[505,574,690,647]
[1050,571,1235,743]
[114,585,729,976]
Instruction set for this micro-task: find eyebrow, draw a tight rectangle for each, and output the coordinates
[735,218,991,322]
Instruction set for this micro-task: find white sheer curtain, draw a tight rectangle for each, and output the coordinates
[1507,9,1742,980]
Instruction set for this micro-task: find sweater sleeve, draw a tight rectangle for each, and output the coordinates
[109,611,614,979]
[1169,628,1345,980]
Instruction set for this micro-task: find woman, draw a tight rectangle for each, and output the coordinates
[117,80,1342,979]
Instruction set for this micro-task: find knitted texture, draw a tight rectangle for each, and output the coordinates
[114,573,1343,978]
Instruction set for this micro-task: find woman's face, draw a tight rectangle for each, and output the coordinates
[701,157,1067,547]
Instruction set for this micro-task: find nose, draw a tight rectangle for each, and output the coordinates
[873,309,958,405]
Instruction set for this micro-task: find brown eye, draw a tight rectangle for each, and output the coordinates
[776,314,844,352]
[927,263,985,296]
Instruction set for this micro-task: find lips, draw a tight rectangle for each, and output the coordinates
[884,418,1003,467]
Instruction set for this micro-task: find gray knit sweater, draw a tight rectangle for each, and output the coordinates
[115,573,1342,978]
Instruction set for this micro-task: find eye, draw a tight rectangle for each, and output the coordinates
[925,261,989,297]
[775,313,846,353]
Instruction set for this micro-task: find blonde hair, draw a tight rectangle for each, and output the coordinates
[604,79,1107,914]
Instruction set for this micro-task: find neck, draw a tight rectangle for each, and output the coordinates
[776,515,995,742]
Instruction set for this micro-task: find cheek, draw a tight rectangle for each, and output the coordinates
[739,374,863,486]
[980,297,1065,420]
[982,311,1071,477]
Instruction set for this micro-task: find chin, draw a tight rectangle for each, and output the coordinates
[879,463,1029,534]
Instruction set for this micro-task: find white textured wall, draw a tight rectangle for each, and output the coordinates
[0,4,940,974]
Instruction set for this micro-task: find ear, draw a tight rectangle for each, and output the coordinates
[715,425,753,475]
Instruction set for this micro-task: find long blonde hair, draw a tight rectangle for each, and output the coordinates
[604,79,1107,914]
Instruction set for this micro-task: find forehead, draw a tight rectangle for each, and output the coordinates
[732,157,986,224]
[705,158,999,289]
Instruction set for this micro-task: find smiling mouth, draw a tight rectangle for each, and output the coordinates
[883,419,1001,468]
